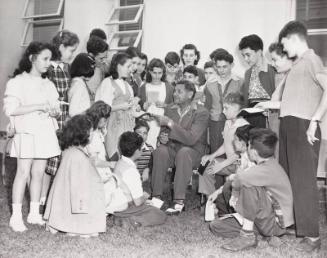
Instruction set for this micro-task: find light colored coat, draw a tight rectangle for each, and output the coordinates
[44,146,106,234]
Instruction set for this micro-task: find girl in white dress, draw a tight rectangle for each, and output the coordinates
[4,42,61,232]
[138,59,174,148]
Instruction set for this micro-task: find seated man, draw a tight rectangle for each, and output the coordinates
[209,128,294,252]
[152,80,209,214]
[113,132,166,228]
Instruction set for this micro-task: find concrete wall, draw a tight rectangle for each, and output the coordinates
[0,0,26,130]
[142,0,295,76]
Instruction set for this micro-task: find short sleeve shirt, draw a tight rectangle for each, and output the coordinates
[280,49,324,120]
[223,118,249,159]
[119,156,143,202]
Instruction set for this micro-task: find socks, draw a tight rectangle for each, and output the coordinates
[29,202,40,216]
[12,203,22,217]
[39,197,46,205]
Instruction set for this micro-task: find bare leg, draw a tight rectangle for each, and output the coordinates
[30,159,47,202]
[10,158,33,231]
[12,158,33,203]
[40,173,51,204]
[27,159,47,225]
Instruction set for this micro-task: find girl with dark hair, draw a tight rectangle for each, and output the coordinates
[4,41,61,232]
[86,35,109,95]
[138,58,174,148]
[180,43,206,85]
[125,46,141,96]
[68,53,96,117]
[95,52,138,160]
[43,30,80,201]
[135,52,148,85]
[44,115,106,237]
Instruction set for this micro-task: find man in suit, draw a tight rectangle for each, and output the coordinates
[151,80,209,215]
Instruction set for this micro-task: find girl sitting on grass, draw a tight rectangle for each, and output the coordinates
[44,115,106,238]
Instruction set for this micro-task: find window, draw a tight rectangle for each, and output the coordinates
[21,0,64,47]
[22,0,64,19]
[21,19,64,47]
[106,4,144,25]
[108,30,143,51]
[106,0,144,51]
[297,0,327,65]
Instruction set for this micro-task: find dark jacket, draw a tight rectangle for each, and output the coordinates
[242,64,275,106]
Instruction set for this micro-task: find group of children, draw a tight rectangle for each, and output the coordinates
[3,20,327,253]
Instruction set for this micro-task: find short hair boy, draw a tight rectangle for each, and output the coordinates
[205,49,243,153]
[198,92,249,196]
[238,34,275,128]
[210,128,294,252]
[114,132,167,227]
[278,20,327,252]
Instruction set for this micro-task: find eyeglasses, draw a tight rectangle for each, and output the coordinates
[166,64,179,69]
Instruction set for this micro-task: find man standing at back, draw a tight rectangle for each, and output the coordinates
[279,20,327,252]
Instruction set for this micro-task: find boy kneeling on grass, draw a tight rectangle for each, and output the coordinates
[113,132,167,228]
[199,92,249,199]
[209,128,294,252]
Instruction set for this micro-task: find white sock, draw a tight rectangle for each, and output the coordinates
[29,202,40,216]
[12,203,22,217]
[39,197,46,205]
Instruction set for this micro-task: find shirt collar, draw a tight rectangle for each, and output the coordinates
[229,117,248,129]
[142,143,149,150]
[294,49,314,65]
[51,61,65,70]
[217,74,241,85]
[170,102,198,111]
[121,155,137,168]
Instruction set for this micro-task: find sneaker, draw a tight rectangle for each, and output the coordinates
[27,213,45,225]
[166,203,185,215]
[221,230,257,252]
[295,237,321,253]
[9,215,27,232]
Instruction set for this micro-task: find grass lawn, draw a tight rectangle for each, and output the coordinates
[0,156,327,258]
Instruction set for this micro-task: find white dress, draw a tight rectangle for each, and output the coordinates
[3,72,61,159]
[145,82,166,148]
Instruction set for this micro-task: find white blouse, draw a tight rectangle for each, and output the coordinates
[68,77,91,116]
[95,77,133,106]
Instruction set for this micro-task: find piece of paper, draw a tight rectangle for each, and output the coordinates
[239,107,265,114]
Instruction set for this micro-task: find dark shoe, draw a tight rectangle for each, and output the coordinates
[166,203,185,215]
[221,230,257,252]
[295,237,321,253]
